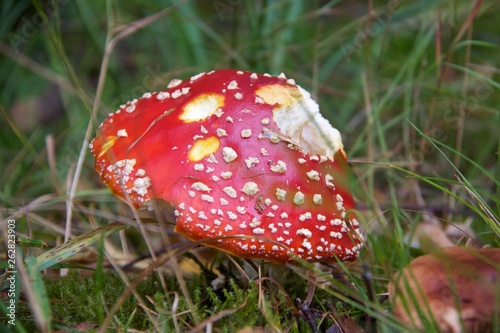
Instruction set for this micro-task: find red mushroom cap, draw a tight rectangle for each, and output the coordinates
[90,69,363,264]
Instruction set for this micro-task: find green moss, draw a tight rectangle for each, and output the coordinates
[44,272,152,331]
[37,270,340,332]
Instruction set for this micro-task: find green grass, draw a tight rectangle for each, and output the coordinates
[1,0,499,332]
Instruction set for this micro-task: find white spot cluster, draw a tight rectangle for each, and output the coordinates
[98,158,152,203]
[132,176,151,196]
[107,159,136,184]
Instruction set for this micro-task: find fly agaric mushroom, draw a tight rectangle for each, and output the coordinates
[90,69,363,264]
[389,246,500,333]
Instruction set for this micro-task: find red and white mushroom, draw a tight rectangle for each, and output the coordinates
[90,69,363,264]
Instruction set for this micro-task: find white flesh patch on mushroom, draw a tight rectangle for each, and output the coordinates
[256,85,343,157]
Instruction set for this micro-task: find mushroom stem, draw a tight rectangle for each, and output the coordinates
[304,269,317,307]
[300,271,319,333]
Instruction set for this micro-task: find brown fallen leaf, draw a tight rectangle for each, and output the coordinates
[389,246,500,333]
